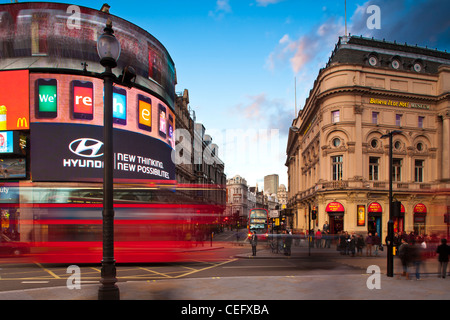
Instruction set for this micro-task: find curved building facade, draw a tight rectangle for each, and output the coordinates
[286,36,450,239]
[0,2,177,184]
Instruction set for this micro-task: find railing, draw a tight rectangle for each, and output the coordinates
[290,180,437,202]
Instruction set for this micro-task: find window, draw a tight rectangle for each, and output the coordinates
[416,142,424,151]
[332,138,341,147]
[332,110,340,123]
[418,116,424,128]
[372,112,379,124]
[332,156,343,181]
[370,139,378,148]
[415,160,424,182]
[396,114,402,126]
[369,157,379,181]
[393,158,402,182]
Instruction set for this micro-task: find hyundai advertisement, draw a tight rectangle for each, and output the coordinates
[30,73,176,183]
[30,123,175,182]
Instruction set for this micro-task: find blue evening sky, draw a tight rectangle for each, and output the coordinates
[22,0,450,189]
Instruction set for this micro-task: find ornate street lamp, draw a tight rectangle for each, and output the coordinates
[97,18,121,300]
[380,130,402,277]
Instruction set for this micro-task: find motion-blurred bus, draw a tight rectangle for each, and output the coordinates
[0,183,224,263]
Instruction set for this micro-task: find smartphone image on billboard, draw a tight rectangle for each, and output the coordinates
[35,78,57,118]
[137,94,152,132]
[113,86,127,125]
[158,104,166,138]
[168,114,174,148]
[71,80,94,120]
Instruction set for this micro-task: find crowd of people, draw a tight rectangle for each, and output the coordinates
[308,227,450,279]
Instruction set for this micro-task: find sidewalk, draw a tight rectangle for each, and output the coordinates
[0,242,448,300]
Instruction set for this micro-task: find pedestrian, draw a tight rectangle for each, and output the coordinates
[398,238,411,279]
[373,232,381,256]
[356,234,365,256]
[410,238,424,280]
[365,233,373,256]
[250,231,258,256]
[349,234,356,257]
[323,221,330,233]
[284,230,292,256]
[315,229,322,248]
[323,230,331,248]
[436,238,450,278]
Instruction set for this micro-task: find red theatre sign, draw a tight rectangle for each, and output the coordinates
[414,203,427,213]
[326,202,344,212]
[368,202,383,213]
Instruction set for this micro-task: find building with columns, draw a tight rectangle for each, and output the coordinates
[286,36,450,239]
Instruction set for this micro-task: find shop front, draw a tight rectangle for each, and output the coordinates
[413,203,427,235]
[368,202,382,239]
[325,202,344,234]
[394,204,405,233]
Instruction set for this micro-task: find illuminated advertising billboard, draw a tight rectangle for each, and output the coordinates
[30,73,176,183]
[30,123,175,182]
[0,2,175,105]
[0,70,29,130]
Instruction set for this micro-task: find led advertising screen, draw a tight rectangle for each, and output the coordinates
[29,73,176,183]
[0,131,13,153]
[30,73,175,147]
[30,123,175,182]
[0,70,29,130]
[0,2,175,105]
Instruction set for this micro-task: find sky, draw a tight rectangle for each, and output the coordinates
[20,0,450,190]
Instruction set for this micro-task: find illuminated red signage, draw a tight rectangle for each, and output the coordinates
[0,70,29,130]
[325,202,344,212]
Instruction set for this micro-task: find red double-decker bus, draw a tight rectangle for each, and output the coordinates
[247,208,269,241]
[0,184,224,263]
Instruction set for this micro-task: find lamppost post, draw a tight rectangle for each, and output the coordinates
[381,130,402,278]
[97,19,121,300]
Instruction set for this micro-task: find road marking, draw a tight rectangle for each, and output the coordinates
[21,281,49,284]
[34,262,61,279]
[138,267,171,278]
[222,265,293,268]
[173,259,237,278]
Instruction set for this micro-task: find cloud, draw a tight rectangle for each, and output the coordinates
[349,0,450,49]
[234,93,292,136]
[266,17,344,74]
[209,0,232,19]
[255,0,285,6]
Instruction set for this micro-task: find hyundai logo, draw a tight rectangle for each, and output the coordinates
[69,138,104,158]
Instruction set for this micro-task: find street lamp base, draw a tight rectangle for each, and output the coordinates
[98,284,120,300]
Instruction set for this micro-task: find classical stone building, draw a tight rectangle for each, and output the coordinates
[286,36,450,239]
[174,89,226,208]
[226,175,249,227]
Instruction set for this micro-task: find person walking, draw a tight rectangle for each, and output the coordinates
[398,238,411,279]
[373,232,381,256]
[365,233,373,256]
[410,238,424,280]
[436,238,450,278]
[356,234,365,256]
[250,231,258,257]
[315,229,322,248]
[284,230,292,256]
[349,234,356,257]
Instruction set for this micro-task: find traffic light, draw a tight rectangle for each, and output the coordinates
[311,209,317,220]
[392,201,401,217]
